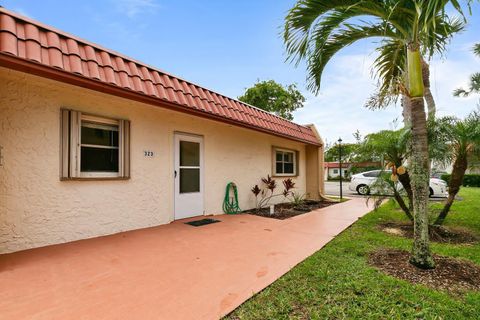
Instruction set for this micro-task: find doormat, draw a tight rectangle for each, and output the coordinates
[185,218,221,227]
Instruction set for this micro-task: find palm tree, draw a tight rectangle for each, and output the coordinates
[435,111,480,224]
[361,129,414,219]
[284,0,469,269]
[453,43,480,98]
[361,120,451,221]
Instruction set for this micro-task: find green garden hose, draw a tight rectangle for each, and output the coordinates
[223,182,241,214]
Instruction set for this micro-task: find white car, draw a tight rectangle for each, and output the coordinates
[349,170,448,197]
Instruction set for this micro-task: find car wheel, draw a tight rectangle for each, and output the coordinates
[357,184,370,195]
[429,187,434,197]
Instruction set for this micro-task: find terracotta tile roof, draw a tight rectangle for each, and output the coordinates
[324,162,351,169]
[0,7,320,145]
[324,161,382,168]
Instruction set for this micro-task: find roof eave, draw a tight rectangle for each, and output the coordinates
[0,53,321,146]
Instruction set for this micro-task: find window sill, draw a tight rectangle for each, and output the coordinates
[60,176,130,181]
[272,173,298,178]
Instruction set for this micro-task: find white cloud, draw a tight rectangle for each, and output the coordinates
[112,0,159,18]
[430,53,479,119]
[293,53,401,145]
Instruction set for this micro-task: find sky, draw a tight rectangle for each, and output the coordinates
[2,0,480,146]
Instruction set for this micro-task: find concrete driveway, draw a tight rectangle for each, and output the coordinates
[0,199,371,320]
[324,180,360,197]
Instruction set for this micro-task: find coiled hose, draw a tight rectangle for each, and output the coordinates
[223,182,241,214]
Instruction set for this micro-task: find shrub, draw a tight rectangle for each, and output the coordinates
[441,174,480,187]
[251,176,295,210]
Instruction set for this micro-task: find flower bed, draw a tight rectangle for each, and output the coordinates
[247,199,340,220]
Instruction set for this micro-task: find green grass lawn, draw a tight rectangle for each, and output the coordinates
[227,188,480,319]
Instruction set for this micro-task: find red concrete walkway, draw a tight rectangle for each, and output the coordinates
[0,198,371,320]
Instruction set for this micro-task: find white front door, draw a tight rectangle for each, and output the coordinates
[174,133,204,220]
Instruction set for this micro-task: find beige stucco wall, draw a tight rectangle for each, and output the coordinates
[0,68,321,253]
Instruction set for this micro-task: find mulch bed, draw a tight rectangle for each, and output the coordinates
[379,221,479,244]
[246,199,340,220]
[369,248,480,294]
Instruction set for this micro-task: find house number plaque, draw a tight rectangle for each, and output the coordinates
[144,150,155,157]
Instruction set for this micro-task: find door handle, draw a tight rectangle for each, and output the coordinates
[174,170,177,178]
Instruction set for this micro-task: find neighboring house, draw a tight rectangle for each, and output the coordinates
[324,161,381,180]
[324,162,350,180]
[0,8,325,253]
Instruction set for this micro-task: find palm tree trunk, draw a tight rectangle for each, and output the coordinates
[435,154,468,225]
[409,97,434,269]
[422,59,435,120]
[393,189,413,221]
[398,171,413,211]
[407,46,435,269]
[402,94,412,125]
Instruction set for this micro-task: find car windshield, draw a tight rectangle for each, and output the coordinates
[363,170,381,177]
[431,172,446,179]
[363,170,391,177]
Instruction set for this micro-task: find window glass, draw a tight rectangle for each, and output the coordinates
[276,162,283,174]
[284,153,292,162]
[180,141,200,167]
[80,121,119,173]
[275,150,296,175]
[333,169,338,174]
[284,163,294,174]
[81,147,119,172]
[81,122,118,147]
[180,168,200,193]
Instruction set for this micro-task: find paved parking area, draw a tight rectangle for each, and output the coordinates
[324,181,447,202]
[0,198,371,320]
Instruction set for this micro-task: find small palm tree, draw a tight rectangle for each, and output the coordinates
[360,121,452,221]
[435,111,480,224]
[361,129,413,219]
[283,0,470,269]
[453,43,480,98]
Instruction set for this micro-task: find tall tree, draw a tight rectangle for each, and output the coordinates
[324,143,358,162]
[238,80,305,120]
[283,0,469,269]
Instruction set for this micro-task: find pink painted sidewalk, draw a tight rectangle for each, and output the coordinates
[0,198,371,320]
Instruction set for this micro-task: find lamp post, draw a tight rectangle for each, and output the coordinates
[338,138,343,200]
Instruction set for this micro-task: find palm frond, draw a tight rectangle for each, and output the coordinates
[454,72,480,97]
[306,23,398,92]
[474,43,480,56]
[284,0,407,93]
[427,116,456,164]
[420,15,465,58]
[367,39,407,109]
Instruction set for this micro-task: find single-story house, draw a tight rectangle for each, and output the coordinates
[0,8,325,253]
[324,162,350,180]
[324,161,381,180]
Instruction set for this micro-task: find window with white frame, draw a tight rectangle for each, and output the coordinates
[60,109,130,179]
[273,148,297,176]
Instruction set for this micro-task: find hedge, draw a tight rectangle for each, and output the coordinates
[440,174,480,187]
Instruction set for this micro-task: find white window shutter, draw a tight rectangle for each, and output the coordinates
[119,119,131,178]
[69,110,81,178]
[60,109,70,179]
